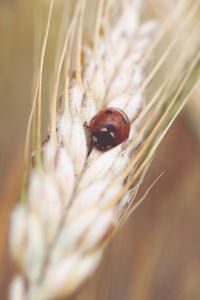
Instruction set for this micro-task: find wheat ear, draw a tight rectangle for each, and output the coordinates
[9,0,200,299]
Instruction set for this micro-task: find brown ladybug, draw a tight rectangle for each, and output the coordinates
[89,107,131,151]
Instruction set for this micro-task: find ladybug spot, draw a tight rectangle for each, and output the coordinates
[110,132,115,138]
[105,109,113,114]
[121,117,128,125]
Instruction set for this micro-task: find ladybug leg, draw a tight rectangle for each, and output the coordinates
[87,139,94,156]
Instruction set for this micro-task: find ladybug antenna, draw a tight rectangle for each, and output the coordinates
[83,121,90,129]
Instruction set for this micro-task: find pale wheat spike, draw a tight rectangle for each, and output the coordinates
[9,0,200,300]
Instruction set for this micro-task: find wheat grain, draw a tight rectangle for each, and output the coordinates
[9,0,200,299]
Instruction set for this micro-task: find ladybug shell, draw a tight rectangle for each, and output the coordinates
[89,107,131,150]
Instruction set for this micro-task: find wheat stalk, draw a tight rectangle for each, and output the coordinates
[9,0,200,299]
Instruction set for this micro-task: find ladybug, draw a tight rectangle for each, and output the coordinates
[89,107,131,151]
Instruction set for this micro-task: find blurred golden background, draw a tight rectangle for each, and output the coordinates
[0,1,200,299]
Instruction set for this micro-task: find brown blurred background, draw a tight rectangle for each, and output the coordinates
[0,1,200,300]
